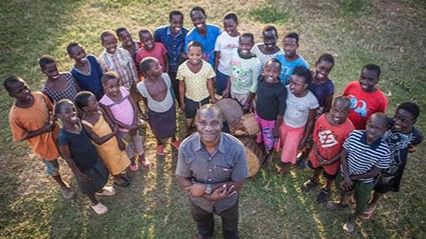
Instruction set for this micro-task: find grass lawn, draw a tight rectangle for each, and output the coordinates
[1,0,426,238]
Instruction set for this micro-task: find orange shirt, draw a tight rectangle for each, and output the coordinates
[8,92,60,160]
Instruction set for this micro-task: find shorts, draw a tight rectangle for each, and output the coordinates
[307,160,337,180]
[43,159,59,176]
[184,97,210,119]
[215,70,230,95]
[335,174,374,214]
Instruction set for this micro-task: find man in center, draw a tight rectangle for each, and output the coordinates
[176,104,248,239]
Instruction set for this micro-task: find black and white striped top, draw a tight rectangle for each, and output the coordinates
[342,130,391,183]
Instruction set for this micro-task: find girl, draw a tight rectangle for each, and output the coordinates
[214,12,240,95]
[255,59,287,160]
[99,71,148,171]
[39,55,79,102]
[75,91,131,187]
[251,25,284,67]
[67,43,104,100]
[309,53,335,116]
[278,66,319,174]
[55,99,115,215]
[177,41,216,136]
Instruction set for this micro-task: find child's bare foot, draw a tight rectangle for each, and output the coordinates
[156,144,165,156]
[139,153,150,167]
[129,158,139,171]
[91,202,108,215]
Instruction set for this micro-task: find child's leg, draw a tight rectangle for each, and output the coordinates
[130,131,148,166]
[86,192,99,204]
[43,159,74,199]
[86,192,108,215]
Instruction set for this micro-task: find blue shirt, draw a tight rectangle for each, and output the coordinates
[154,25,188,73]
[70,55,104,100]
[184,24,222,65]
[275,54,309,85]
[308,79,334,107]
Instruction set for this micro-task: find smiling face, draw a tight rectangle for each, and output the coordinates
[57,102,79,125]
[393,108,415,133]
[196,107,223,145]
[289,75,308,96]
[314,60,333,82]
[41,62,60,80]
[263,61,281,83]
[140,31,154,51]
[191,10,206,31]
[102,34,118,54]
[366,113,387,143]
[187,45,203,65]
[170,14,183,34]
[68,45,87,63]
[359,69,379,92]
[283,37,298,57]
[103,77,121,98]
[238,36,254,57]
[83,94,100,113]
[7,79,33,103]
[223,18,238,36]
[328,99,350,125]
[262,30,277,51]
[117,30,134,48]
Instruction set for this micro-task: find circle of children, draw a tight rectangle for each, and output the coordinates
[5,5,423,233]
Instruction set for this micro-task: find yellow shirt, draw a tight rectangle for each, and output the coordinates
[176,60,216,101]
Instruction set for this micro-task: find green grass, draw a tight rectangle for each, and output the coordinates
[1,0,426,238]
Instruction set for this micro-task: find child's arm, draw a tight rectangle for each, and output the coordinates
[100,104,130,129]
[339,148,354,191]
[299,109,317,149]
[207,77,218,104]
[349,166,380,181]
[163,45,169,73]
[222,77,231,98]
[58,144,90,182]
[214,51,221,71]
[82,121,117,145]
[101,109,126,150]
[323,93,334,113]
[127,96,140,130]
[179,79,186,111]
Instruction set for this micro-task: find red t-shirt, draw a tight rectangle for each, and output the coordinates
[343,81,388,129]
[309,114,355,175]
[135,42,167,72]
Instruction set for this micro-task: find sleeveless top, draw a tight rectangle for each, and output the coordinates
[99,86,134,132]
[136,73,174,113]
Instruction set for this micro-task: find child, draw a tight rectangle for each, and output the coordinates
[224,33,261,112]
[343,64,388,130]
[177,41,216,135]
[302,96,354,203]
[278,66,318,173]
[75,91,131,187]
[98,30,138,90]
[251,25,284,67]
[99,71,148,171]
[154,10,189,101]
[40,55,79,102]
[367,102,423,216]
[184,6,221,66]
[137,57,180,155]
[136,29,168,72]
[214,13,240,95]
[116,27,140,63]
[275,32,309,85]
[55,99,115,215]
[255,58,287,159]
[326,113,391,233]
[5,76,74,199]
[67,42,104,100]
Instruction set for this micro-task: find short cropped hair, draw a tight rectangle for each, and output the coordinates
[139,57,157,75]
[240,33,254,43]
[3,75,23,93]
[316,53,335,66]
[187,41,203,52]
[66,42,80,55]
[38,55,56,69]
[100,30,116,42]
[284,32,299,45]
[397,102,420,120]
[224,12,238,23]
[362,64,381,78]
[292,66,313,85]
[190,6,206,17]
[169,10,184,21]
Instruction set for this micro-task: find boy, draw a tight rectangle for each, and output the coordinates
[136,29,168,72]
[154,10,188,101]
[275,32,309,85]
[184,6,221,66]
[302,96,354,203]
[367,102,423,216]
[223,33,261,112]
[98,30,139,90]
[214,13,240,95]
[137,57,180,156]
[343,64,388,130]
[116,27,140,63]
[326,112,391,233]
[5,76,74,199]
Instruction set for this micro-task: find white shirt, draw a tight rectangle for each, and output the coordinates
[284,86,319,128]
[214,32,239,75]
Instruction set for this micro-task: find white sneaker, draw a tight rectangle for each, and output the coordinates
[95,186,116,196]
[91,202,108,215]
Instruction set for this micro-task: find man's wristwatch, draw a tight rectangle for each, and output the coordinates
[204,184,212,195]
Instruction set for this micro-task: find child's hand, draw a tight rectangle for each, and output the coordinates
[272,126,280,138]
[211,97,218,104]
[340,178,353,191]
[222,89,230,98]
[242,102,251,113]
[408,145,416,153]
[180,103,185,112]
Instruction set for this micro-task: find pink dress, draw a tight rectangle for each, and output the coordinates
[99,86,134,132]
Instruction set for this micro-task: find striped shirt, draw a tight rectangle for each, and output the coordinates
[342,130,391,183]
[98,48,138,90]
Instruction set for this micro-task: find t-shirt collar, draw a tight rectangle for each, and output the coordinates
[194,133,226,153]
[167,26,182,36]
[361,131,382,149]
